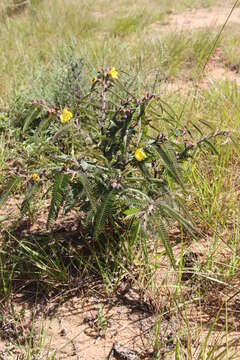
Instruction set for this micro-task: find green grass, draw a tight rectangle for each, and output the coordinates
[0,0,237,105]
[220,24,240,71]
[0,0,240,358]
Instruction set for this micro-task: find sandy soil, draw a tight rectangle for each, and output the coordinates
[149,7,240,93]
[152,7,240,32]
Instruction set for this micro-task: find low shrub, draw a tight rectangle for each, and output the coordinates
[0,56,228,275]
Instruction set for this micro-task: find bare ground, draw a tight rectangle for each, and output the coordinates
[151,7,240,33]
[149,7,240,93]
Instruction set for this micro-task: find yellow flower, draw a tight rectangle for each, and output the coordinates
[109,67,118,80]
[134,148,147,162]
[31,173,40,182]
[92,76,97,84]
[60,108,73,124]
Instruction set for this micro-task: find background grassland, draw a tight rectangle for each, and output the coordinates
[0,0,240,359]
[0,0,239,105]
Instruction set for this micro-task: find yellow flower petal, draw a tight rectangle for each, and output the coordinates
[109,67,118,80]
[31,173,40,182]
[134,148,147,162]
[60,108,73,124]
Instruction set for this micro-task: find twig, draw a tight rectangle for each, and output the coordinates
[101,76,108,130]
[178,130,230,159]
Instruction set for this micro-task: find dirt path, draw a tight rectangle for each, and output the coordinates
[154,7,240,32]
[160,61,240,95]
[148,7,240,92]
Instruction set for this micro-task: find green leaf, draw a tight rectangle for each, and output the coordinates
[21,183,40,215]
[155,143,184,188]
[204,139,219,155]
[22,107,42,133]
[36,114,55,134]
[52,123,72,142]
[47,173,70,229]
[78,171,96,211]
[129,219,140,246]
[124,207,139,216]
[160,202,197,237]
[158,220,176,270]
[63,181,83,214]
[138,162,151,180]
[94,190,114,241]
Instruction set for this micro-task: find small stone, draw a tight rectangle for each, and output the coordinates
[112,342,140,360]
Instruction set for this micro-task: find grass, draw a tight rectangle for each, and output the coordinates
[0,0,238,106]
[0,0,240,358]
